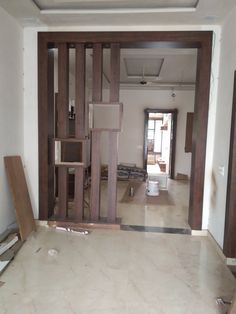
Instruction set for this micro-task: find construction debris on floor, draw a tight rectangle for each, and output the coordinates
[55,226,90,235]
[101,163,147,181]
[0,155,37,276]
[0,229,23,274]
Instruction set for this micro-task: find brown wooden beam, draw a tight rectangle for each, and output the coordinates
[38,35,49,219]
[107,43,120,222]
[74,43,86,221]
[89,44,103,221]
[90,131,101,221]
[188,39,212,230]
[74,166,84,221]
[75,43,85,138]
[57,43,69,138]
[107,132,118,222]
[92,43,103,102]
[48,49,55,218]
[110,43,120,102]
[57,43,69,219]
[38,31,212,48]
[223,71,236,258]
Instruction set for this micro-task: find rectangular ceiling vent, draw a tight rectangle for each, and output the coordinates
[124,58,164,78]
[32,0,199,12]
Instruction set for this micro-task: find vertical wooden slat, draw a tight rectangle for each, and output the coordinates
[92,44,103,102]
[57,43,69,138]
[188,40,212,230]
[48,49,55,218]
[90,44,103,221]
[75,43,85,138]
[74,44,86,220]
[57,43,69,218]
[74,167,84,220]
[90,131,101,220]
[38,35,49,220]
[170,109,177,179]
[185,112,194,153]
[107,43,120,222]
[57,167,68,218]
[107,132,118,222]
[110,43,120,102]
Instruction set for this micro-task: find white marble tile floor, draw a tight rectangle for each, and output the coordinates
[0,226,235,314]
[100,179,190,229]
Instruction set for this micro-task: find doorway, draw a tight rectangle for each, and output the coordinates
[144,109,177,179]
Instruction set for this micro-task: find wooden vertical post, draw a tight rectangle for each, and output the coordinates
[74,43,86,220]
[109,43,120,102]
[38,35,49,220]
[92,44,103,101]
[107,43,120,222]
[188,40,212,229]
[90,44,103,221]
[74,167,84,221]
[90,131,101,220]
[75,44,85,139]
[107,132,118,222]
[57,43,69,219]
[48,49,55,218]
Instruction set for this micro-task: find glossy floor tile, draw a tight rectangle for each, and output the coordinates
[0,227,235,314]
[100,179,190,230]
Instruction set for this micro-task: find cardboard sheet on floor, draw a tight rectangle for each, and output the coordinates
[4,156,36,240]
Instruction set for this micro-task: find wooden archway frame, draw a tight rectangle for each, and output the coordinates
[38,31,212,230]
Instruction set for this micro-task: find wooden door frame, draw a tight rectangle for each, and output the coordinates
[223,71,236,258]
[144,108,177,179]
[38,31,212,230]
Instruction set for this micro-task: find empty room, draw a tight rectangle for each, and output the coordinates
[0,0,236,313]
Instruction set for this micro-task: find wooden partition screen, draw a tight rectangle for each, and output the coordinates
[38,31,212,230]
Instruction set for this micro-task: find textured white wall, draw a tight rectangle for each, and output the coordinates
[208,5,236,248]
[0,7,23,233]
[100,88,195,178]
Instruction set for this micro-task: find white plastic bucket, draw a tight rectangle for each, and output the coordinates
[146,180,159,196]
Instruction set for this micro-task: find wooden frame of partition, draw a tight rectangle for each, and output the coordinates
[38,31,212,230]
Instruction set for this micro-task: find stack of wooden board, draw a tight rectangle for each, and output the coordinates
[0,229,23,274]
[0,156,36,275]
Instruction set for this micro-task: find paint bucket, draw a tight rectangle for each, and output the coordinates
[146,179,159,196]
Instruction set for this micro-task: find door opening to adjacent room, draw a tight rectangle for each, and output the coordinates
[144,109,177,180]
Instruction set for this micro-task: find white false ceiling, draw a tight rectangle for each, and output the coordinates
[33,0,198,11]
[0,0,235,26]
[64,48,197,90]
[0,0,230,91]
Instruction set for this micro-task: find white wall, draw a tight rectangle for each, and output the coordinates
[208,5,236,248]
[23,27,47,218]
[100,88,194,177]
[0,8,23,233]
